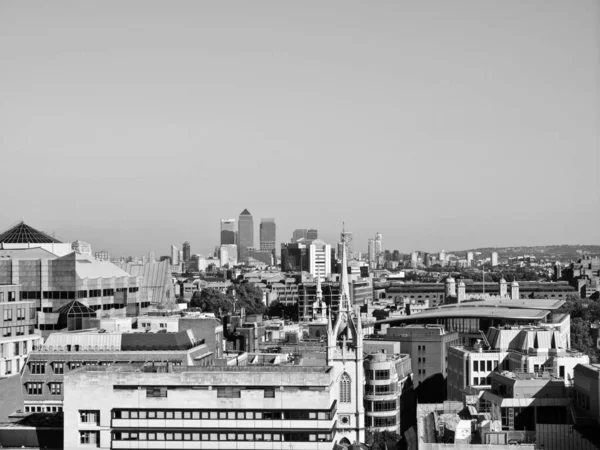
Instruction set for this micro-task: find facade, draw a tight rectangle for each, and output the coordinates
[339,231,354,260]
[382,325,459,401]
[309,240,332,280]
[367,239,375,269]
[491,251,499,266]
[220,219,236,246]
[292,229,307,242]
[466,251,474,267]
[238,209,254,261]
[307,229,318,240]
[364,350,413,434]
[22,329,213,413]
[573,363,600,418]
[281,242,309,272]
[447,325,589,401]
[64,364,341,450]
[0,284,41,377]
[259,218,276,253]
[0,249,149,338]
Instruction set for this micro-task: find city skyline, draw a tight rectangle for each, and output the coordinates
[0,1,598,256]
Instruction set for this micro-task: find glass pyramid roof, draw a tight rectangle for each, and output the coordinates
[0,221,62,244]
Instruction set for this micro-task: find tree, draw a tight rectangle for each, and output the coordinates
[365,430,402,450]
[266,300,299,321]
[189,288,234,316]
[232,283,266,316]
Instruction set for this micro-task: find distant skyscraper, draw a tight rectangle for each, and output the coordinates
[367,239,376,268]
[410,251,418,268]
[220,219,236,245]
[171,245,179,265]
[219,244,238,267]
[292,229,307,242]
[95,251,110,262]
[307,229,318,240]
[374,233,382,268]
[259,218,276,253]
[238,209,254,261]
[491,251,499,267]
[178,250,183,265]
[71,240,92,256]
[183,242,191,266]
[309,239,332,280]
[340,231,354,260]
[148,251,155,263]
[467,252,474,267]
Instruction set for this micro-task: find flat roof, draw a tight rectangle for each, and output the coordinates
[437,298,565,310]
[377,307,549,324]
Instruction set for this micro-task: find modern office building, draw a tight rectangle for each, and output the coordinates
[0,221,73,256]
[369,325,459,401]
[0,249,150,338]
[307,229,318,240]
[368,239,375,268]
[491,251,499,267]
[0,284,42,377]
[340,231,354,260]
[219,244,238,267]
[22,329,213,413]
[467,251,474,267]
[309,240,333,280]
[447,324,588,401]
[238,209,254,261]
[374,233,382,267]
[259,218,276,253]
[182,241,191,267]
[281,242,309,272]
[170,245,179,265]
[220,219,236,246]
[292,229,307,242]
[364,349,413,434]
[71,240,92,256]
[148,251,155,263]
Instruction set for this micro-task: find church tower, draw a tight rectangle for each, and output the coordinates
[511,278,520,299]
[326,239,365,445]
[499,277,508,297]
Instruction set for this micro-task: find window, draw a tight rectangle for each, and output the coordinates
[2,327,11,337]
[79,431,99,446]
[17,308,25,320]
[487,360,492,371]
[53,362,64,374]
[26,382,43,395]
[5,360,12,375]
[14,342,19,356]
[480,361,485,372]
[473,361,478,372]
[16,326,24,336]
[3,309,12,321]
[217,387,241,398]
[375,370,390,380]
[339,372,351,403]
[30,362,45,374]
[264,388,275,398]
[146,387,167,397]
[50,383,62,395]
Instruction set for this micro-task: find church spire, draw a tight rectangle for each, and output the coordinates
[339,238,351,312]
[316,274,322,301]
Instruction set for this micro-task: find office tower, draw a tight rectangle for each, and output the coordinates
[392,250,400,261]
[309,240,332,280]
[220,219,236,245]
[71,240,92,256]
[491,251,499,266]
[340,231,354,259]
[467,251,474,267]
[182,242,191,267]
[307,229,318,240]
[219,244,238,267]
[281,242,309,272]
[95,251,110,262]
[367,239,375,268]
[178,250,183,265]
[410,251,418,268]
[259,218,276,253]
[292,229,307,242]
[148,251,155,263]
[424,253,431,267]
[438,250,446,267]
[238,209,254,261]
[170,245,179,265]
[374,233,382,259]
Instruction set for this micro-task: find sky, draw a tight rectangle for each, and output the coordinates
[0,1,598,257]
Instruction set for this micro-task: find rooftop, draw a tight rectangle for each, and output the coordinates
[0,221,62,244]
[438,298,565,310]
[0,247,59,259]
[377,306,549,324]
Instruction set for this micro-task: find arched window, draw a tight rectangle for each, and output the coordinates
[340,372,351,403]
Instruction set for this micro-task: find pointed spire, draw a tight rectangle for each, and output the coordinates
[339,239,350,312]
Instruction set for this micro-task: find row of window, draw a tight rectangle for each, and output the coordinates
[365,415,398,427]
[364,399,399,412]
[39,288,140,300]
[114,409,334,421]
[2,325,34,337]
[111,431,333,442]
[365,384,396,395]
[25,382,62,395]
[29,361,125,375]
[365,369,391,381]
[472,377,492,386]
[25,405,62,413]
[3,308,32,321]
[0,291,16,303]
[473,360,496,372]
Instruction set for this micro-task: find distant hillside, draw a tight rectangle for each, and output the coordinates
[449,245,600,262]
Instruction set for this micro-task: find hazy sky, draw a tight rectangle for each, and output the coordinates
[1,1,598,257]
